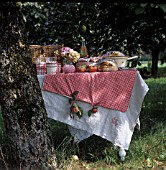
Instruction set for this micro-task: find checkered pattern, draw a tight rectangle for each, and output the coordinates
[36,62,46,75]
[56,63,61,73]
[42,70,137,112]
[36,62,62,75]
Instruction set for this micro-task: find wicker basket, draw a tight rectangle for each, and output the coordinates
[29,44,63,63]
[29,45,43,63]
[43,45,63,58]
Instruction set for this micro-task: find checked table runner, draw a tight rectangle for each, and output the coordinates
[42,70,137,112]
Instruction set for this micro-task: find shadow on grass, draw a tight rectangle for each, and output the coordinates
[139,78,166,134]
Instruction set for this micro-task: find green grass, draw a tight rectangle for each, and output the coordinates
[137,61,166,77]
[0,64,166,169]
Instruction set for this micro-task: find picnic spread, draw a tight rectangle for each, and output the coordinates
[31,44,149,160]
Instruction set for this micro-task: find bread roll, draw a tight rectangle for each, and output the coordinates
[98,60,118,71]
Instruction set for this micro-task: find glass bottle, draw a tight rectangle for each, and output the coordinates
[80,37,89,58]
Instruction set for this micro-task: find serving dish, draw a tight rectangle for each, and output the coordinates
[104,56,138,68]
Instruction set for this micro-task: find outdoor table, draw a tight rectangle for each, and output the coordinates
[37,70,149,160]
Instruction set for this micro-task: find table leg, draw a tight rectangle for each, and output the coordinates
[118,148,126,162]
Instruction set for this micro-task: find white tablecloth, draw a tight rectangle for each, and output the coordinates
[38,71,149,150]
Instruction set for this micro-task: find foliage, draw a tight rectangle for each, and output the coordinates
[22,3,166,55]
[22,2,84,49]
[130,3,166,51]
[21,2,166,75]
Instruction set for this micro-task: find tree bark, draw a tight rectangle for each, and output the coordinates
[151,46,160,77]
[0,2,58,169]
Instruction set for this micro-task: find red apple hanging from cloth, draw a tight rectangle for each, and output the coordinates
[88,106,98,117]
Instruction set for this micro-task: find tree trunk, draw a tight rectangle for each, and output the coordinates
[151,46,160,76]
[0,2,58,169]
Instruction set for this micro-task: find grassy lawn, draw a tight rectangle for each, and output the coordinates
[0,64,166,169]
[137,61,166,78]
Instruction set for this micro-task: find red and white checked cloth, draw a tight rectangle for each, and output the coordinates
[42,70,137,112]
[36,62,46,75]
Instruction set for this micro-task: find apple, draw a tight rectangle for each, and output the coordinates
[92,107,98,113]
[77,65,86,72]
[71,106,79,113]
[89,66,97,72]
